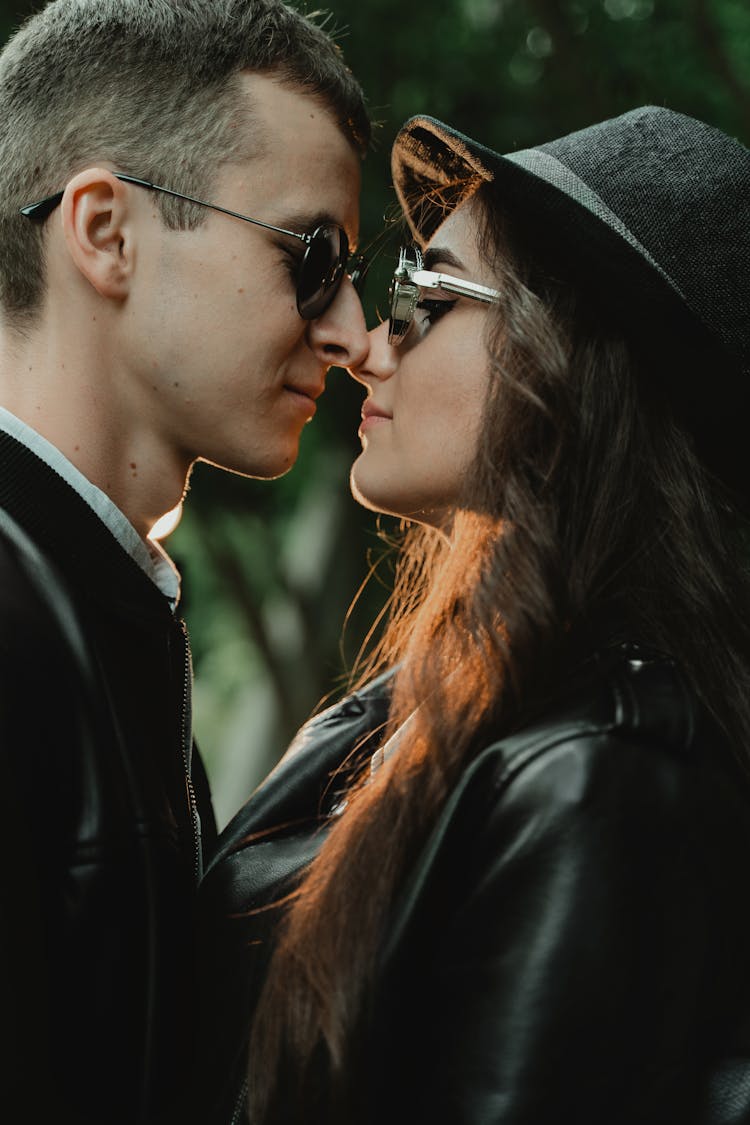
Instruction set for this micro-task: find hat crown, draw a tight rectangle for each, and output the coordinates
[535,106,750,369]
[393,105,750,377]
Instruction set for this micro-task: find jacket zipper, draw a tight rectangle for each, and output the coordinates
[230,1078,249,1125]
[177,618,202,883]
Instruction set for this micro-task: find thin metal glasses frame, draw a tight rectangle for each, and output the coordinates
[19,173,357,319]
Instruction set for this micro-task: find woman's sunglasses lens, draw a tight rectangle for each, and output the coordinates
[297,226,348,319]
[388,279,419,345]
[387,246,421,345]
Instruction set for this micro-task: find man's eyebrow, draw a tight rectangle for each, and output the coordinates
[423,246,465,272]
[277,209,357,249]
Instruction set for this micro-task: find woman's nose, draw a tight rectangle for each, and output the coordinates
[347,319,398,387]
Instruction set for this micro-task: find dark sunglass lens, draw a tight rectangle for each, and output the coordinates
[297,226,348,319]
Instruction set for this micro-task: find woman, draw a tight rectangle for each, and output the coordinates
[196,106,750,1124]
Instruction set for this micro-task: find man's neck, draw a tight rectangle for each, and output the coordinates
[0,317,188,540]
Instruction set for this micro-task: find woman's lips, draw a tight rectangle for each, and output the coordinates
[361,401,392,420]
[359,401,392,435]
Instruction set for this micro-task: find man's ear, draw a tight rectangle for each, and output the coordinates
[60,169,136,300]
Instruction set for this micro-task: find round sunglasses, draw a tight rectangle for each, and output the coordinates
[20,173,365,320]
[388,244,501,345]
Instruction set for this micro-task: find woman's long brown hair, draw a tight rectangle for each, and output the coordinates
[246,180,750,1121]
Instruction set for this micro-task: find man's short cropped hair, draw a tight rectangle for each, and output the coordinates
[0,0,370,322]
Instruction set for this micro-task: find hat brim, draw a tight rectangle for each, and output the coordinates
[392,116,705,344]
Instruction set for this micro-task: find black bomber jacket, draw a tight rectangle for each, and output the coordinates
[0,432,216,1125]
[197,646,750,1124]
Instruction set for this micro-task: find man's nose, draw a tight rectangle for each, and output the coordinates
[307,277,370,370]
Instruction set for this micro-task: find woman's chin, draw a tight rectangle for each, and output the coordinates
[349,470,444,529]
[349,465,387,515]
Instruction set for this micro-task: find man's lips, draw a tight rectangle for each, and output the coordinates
[283,382,325,417]
[285,381,325,403]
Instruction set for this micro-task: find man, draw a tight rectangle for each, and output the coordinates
[0,1,369,1121]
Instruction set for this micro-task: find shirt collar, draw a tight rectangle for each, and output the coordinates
[0,407,180,607]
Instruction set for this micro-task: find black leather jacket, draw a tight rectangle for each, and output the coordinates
[198,646,750,1124]
[0,432,216,1124]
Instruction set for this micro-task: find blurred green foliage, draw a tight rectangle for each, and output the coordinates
[1,0,748,824]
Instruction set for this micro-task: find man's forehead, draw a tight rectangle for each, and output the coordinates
[223,77,362,244]
[236,71,358,160]
[253,158,361,246]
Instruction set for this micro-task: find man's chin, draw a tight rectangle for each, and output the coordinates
[197,448,300,481]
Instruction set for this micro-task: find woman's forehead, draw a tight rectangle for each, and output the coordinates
[422,198,483,263]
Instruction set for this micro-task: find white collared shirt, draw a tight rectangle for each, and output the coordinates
[0,407,180,607]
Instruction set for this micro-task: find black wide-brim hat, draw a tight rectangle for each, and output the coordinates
[392,106,750,497]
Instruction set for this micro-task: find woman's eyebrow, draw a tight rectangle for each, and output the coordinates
[423,246,466,272]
